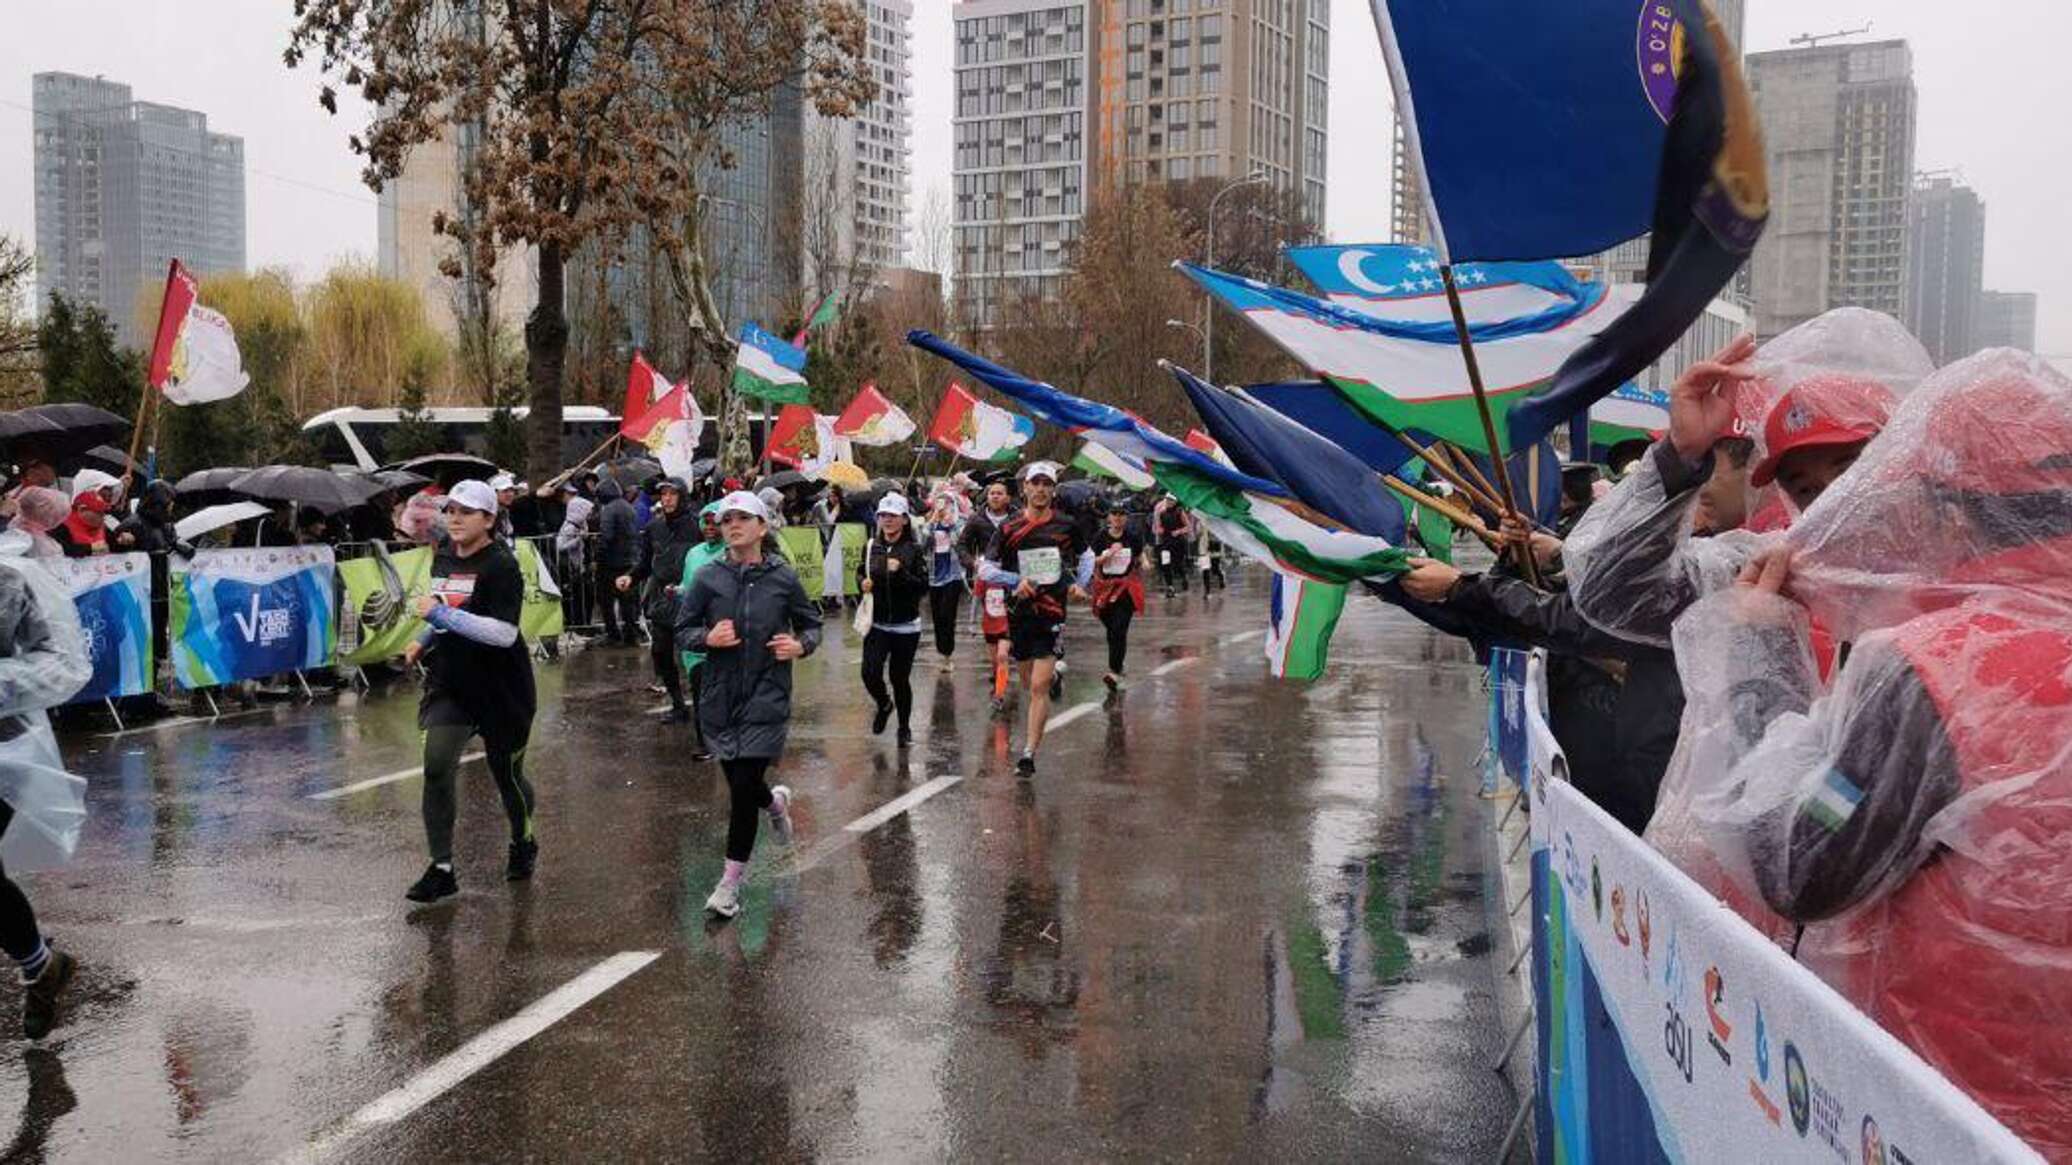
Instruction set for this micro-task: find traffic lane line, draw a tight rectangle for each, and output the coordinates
[282,950,663,1163]
[308,752,486,801]
[790,774,964,875]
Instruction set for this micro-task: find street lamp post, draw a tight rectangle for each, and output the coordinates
[1204,169,1270,385]
[1165,318,1207,372]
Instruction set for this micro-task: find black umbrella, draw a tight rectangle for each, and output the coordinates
[174,466,253,507]
[688,458,718,484]
[1055,479,1098,513]
[754,469,809,492]
[0,403,130,464]
[230,466,383,514]
[388,453,499,487]
[367,468,431,493]
[71,444,140,476]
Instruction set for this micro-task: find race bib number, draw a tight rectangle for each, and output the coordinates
[984,588,1008,617]
[1020,546,1063,586]
[933,530,952,553]
[1102,546,1133,576]
[1159,549,1171,566]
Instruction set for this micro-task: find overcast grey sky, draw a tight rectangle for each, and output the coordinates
[4,1,2068,359]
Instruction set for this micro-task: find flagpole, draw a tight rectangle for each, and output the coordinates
[123,385,157,492]
[1438,264,1542,584]
[1375,426,1503,517]
[1381,474,1498,550]
[540,432,623,493]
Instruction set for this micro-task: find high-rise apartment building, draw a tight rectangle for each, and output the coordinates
[32,72,245,345]
[1976,290,2038,353]
[952,0,1327,326]
[1904,175,1985,365]
[1745,39,1917,339]
[804,0,915,289]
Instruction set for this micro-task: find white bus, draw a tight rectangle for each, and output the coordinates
[302,406,623,473]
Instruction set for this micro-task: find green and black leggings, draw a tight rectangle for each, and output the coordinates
[420,702,535,863]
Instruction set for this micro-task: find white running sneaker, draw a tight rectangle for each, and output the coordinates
[705,879,741,918]
[767,785,795,845]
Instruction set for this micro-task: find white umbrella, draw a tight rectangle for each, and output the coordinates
[176,501,273,542]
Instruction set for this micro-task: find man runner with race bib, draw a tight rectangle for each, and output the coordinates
[979,462,1093,776]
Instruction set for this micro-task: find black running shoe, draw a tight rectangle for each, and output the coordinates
[872,699,893,735]
[658,706,691,724]
[21,950,75,1041]
[1016,752,1036,777]
[506,839,538,881]
[1049,673,1063,700]
[405,864,459,903]
[896,726,913,748]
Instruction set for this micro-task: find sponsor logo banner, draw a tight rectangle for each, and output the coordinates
[169,547,336,688]
[45,553,154,703]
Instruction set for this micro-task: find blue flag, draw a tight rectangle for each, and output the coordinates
[1375,0,1768,448]
[1238,381,1424,479]
[1168,365,1405,543]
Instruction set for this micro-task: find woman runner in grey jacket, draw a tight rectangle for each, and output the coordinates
[674,490,823,919]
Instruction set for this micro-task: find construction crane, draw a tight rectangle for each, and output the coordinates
[1791,25,1873,48]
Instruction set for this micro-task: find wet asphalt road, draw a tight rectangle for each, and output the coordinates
[1,564,1515,1163]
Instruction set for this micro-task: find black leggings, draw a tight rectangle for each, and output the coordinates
[1158,538,1189,592]
[595,564,638,639]
[862,628,920,731]
[422,725,536,863]
[928,584,962,657]
[0,804,41,963]
[1098,601,1135,675]
[722,757,775,862]
[650,628,685,710]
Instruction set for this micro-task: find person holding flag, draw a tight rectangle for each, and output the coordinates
[400,480,541,904]
[979,462,1093,776]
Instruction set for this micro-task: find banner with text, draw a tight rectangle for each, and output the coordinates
[46,554,153,704]
[1527,778,2036,1164]
[336,545,433,665]
[776,527,826,600]
[169,546,336,688]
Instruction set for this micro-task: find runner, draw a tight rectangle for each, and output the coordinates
[1152,494,1192,597]
[1090,504,1151,691]
[859,493,929,747]
[401,480,540,904]
[677,501,726,761]
[979,462,1093,776]
[958,480,1020,712]
[675,490,822,920]
[0,544,92,1038]
[923,490,966,668]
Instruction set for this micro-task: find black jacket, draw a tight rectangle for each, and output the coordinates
[858,528,930,627]
[674,555,823,760]
[955,506,1017,577]
[595,480,637,569]
[630,505,703,620]
[1445,572,1683,834]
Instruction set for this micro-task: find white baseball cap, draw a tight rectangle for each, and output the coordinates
[716,490,771,522]
[444,479,500,514]
[875,492,911,517]
[1020,460,1061,483]
[488,472,518,492]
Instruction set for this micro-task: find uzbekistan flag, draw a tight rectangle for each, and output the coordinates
[792,289,842,345]
[620,351,675,434]
[731,323,811,405]
[1071,440,1153,489]
[1181,262,1638,454]
[907,331,1408,586]
[928,382,1035,462]
[1588,382,1670,452]
[149,259,248,405]
[833,382,916,447]
[1265,574,1348,682]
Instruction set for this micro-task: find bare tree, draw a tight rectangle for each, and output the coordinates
[0,236,37,406]
[288,0,871,480]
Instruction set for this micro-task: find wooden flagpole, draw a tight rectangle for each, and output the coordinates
[1382,474,1498,550]
[1437,264,1544,584]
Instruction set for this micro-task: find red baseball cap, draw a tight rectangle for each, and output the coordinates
[1749,374,1897,488]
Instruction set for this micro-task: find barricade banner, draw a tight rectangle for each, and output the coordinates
[1528,779,2037,1164]
[838,523,867,597]
[169,546,336,688]
[1491,646,1531,789]
[45,554,153,704]
[336,545,432,665]
[514,538,565,641]
[777,527,826,599]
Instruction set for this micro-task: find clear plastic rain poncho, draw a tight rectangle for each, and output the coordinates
[1662,349,2072,1153]
[0,550,92,872]
[1564,307,1934,648]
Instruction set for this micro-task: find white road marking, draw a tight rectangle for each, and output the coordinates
[96,708,273,738]
[1149,656,1200,677]
[843,775,963,833]
[1044,701,1103,731]
[307,753,486,801]
[286,951,662,1162]
[1224,629,1265,645]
